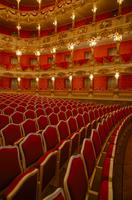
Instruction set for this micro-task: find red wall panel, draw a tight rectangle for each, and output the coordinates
[93,76,108,91]
[55,78,65,90]
[118,74,132,90]
[72,77,84,90]
[20,78,31,90]
[38,78,48,90]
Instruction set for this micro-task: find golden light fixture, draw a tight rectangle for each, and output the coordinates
[117,0,124,15]
[17,77,21,82]
[35,50,40,57]
[51,76,55,81]
[51,47,56,54]
[89,74,94,80]
[113,32,122,42]
[16,50,22,56]
[71,12,75,28]
[89,38,97,47]
[67,43,75,50]
[36,77,39,82]
[92,3,97,23]
[115,72,120,79]
[16,0,21,9]
[37,24,41,37]
[69,75,72,81]
[36,0,42,10]
[53,19,57,33]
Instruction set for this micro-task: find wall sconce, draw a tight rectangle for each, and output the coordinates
[115,72,120,79]
[69,75,72,81]
[17,77,21,82]
[51,76,55,81]
[36,77,39,82]
[53,19,57,33]
[89,74,94,80]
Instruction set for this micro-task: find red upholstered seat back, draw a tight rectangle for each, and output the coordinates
[36,108,45,117]
[64,155,88,200]
[57,120,70,140]
[11,111,24,124]
[49,113,59,125]
[1,123,22,145]
[37,115,49,130]
[20,133,44,169]
[0,146,22,191]
[58,111,66,121]
[76,114,85,129]
[42,126,59,151]
[81,139,96,178]
[0,114,9,130]
[22,119,38,136]
[91,129,101,157]
[67,117,78,134]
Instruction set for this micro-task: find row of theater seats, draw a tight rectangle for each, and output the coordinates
[43,113,132,200]
[0,99,132,200]
[0,97,122,147]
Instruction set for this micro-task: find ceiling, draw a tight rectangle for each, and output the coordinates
[0,0,132,31]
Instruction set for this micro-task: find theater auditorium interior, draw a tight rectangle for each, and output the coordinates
[0,0,132,199]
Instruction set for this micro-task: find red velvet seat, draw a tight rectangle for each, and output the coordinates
[10,111,25,124]
[3,106,15,115]
[0,114,10,130]
[42,125,70,168]
[21,119,38,136]
[1,123,23,146]
[48,113,59,125]
[64,154,88,200]
[99,180,113,200]
[91,129,102,158]
[81,139,96,179]
[36,108,45,117]
[0,146,39,200]
[58,111,67,121]
[16,106,26,113]
[65,109,73,119]
[24,109,36,119]
[45,107,53,115]
[19,133,58,198]
[36,115,49,132]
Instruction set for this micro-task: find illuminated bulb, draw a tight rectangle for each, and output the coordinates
[92,6,97,13]
[51,48,56,54]
[17,77,21,82]
[117,0,124,5]
[16,24,21,30]
[53,19,57,26]
[115,72,120,79]
[89,74,94,80]
[69,75,72,81]
[16,50,22,56]
[37,24,41,31]
[68,43,75,50]
[71,12,75,20]
[35,50,40,57]
[36,77,39,82]
[51,77,55,81]
[36,0,41,4]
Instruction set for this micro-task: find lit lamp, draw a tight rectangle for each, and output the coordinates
[37,24,41,37]
[51,47,56,67]
[67,43,75,65]
[117,0,124,15]
[113,32,122,54]
[89,37,97,64]
[114,72,120,91]
[16,50,22,69]
[16,0,21,10]
[36,0,42,10]
[69,75,72,91]
[17,77,21,89]
[92,3,97,23]
[51,76,55,90]
[35,50,40,70]
[16,23,21,37]
[71,12,75,28]
[36,77,39,89]
[53,19,57,33]
[89,73,94,91]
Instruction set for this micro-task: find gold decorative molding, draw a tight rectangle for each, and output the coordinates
[0,12,131,53]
